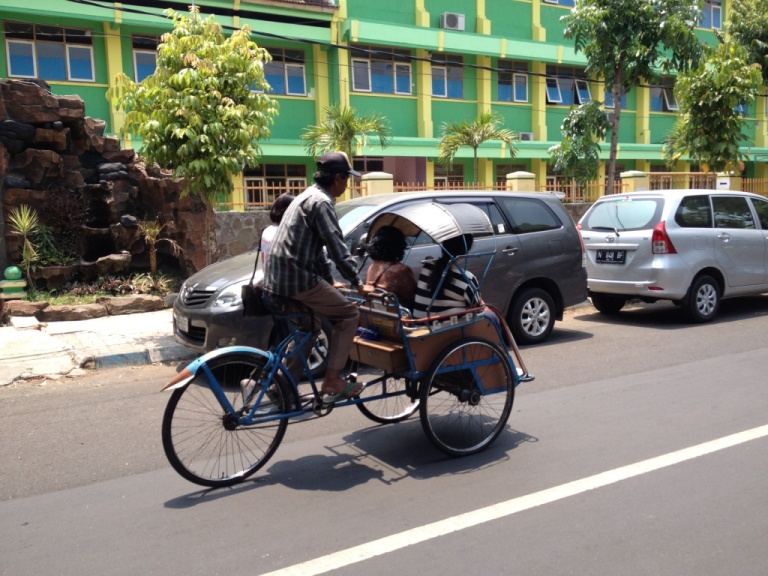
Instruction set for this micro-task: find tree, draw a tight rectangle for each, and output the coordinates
[726,0,768,85]
[7,205,39,284]
[300,103,391,161]
[139,219,182,276]
[437,111,518,183]
[663,41,762,173]
[549,101,611,186]
[110,6,279,263]
[562,0,703,194]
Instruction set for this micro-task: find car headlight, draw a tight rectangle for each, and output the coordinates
[213,282,247,308]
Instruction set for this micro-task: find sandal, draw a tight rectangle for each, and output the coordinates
[322,380,364,405]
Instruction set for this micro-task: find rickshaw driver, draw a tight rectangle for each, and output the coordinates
[264,151,374,403]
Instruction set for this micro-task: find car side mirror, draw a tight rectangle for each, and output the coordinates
[355,234,368,257]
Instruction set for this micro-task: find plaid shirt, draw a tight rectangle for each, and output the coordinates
[264,184,361,296]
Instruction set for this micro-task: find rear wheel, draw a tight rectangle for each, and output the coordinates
[356,375,419,424]
[161,354,290,488]
[419,338,514,457]
[685,274,720,323]
[509,288,555,345]
[590,293,627,315]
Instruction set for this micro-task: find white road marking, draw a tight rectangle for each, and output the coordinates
[261,424,768,576]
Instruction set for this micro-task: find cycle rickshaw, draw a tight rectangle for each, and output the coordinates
[161,202,533,488]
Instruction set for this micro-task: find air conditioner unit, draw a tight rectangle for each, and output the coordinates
[440,12,465,31]
[519,132,535,141]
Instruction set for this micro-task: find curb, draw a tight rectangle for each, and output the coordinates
[94,343,196,369]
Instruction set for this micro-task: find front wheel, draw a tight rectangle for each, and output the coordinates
[161,354,291,488]
[419,338,514,457]
[509,287,555,345]
[685,274,720,323]
[356,375,419,424]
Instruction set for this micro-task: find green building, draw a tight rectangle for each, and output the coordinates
[2,0,764,206]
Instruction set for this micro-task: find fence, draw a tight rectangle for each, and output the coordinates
[648,172,716,190]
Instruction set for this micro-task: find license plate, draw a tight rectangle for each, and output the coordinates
[596,249,626,264]
[175,313,189,332]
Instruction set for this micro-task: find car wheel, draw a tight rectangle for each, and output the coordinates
[589,293,626,315]
[684,274,720,323]
[308,321,331,378]
[509,288,555,345]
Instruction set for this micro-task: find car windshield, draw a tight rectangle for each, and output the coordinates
[583,197,663,232]
[336,203,381,233]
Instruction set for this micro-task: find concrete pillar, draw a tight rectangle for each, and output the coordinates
[362,172,394,196]
[506,171,536,192]
[620,170,649,192]
[716,173,742,191]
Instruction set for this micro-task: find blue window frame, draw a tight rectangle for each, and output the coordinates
[263,47,306,96]
[431,54,463,99]
[498,60,528,103]
[351,45,412,95]
[132,35,158,82]
[5,22,94,82]
[545,65,589,106]
[604,91,627,109]
[650,78,678,112]
[700,1,722,29]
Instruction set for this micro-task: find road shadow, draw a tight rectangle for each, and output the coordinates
[573,295,768,331]
[164,422,537,507]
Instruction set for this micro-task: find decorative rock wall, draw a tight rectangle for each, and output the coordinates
[0,78,214,282]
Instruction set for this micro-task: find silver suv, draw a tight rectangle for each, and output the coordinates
[578,189,768,321]
[173,191,587,365]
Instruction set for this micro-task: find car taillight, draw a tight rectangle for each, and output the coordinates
[576,223,586,267]
[652,221,677,254]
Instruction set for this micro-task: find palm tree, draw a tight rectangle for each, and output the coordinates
[7,205,40,283]
[301,103,392,160]
[139,219,182,276]
[438,111,518,183]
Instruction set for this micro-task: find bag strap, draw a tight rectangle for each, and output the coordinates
[249,234,263,284]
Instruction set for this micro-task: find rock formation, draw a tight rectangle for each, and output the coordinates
[0,78,214,286]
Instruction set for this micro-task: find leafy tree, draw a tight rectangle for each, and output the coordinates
[109,6,278,263]
[549,101,611,186]
[437,111,518,183]
[725,0,768,85]
[663,41,762,173]
[562,0,703,194]
[301,103,391,161]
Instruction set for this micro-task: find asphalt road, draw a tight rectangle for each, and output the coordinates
[1,298,767,575]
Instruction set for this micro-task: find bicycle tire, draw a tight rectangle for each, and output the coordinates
[161,353,290,487]
[356,375,419,424]
[419,338,514,457]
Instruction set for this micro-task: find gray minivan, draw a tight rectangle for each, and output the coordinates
[579,189,768,321]
[173,191,587,366]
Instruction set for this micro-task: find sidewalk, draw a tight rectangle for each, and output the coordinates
[0,308,195,386]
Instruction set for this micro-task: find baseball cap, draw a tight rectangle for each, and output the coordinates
[317,151,362,177]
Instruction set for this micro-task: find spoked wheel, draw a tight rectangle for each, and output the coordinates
[419,338,514,457]
[161,354,291,488]
[356,374,419,424]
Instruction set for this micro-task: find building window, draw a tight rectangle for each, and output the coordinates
[351,45,412,95]
[543,0,575,5]
[243,164,307,206]
[263,47,306,96]
[604,90,627,109]
[132,35,158,82]
[352,157,384,174]
[700,1,722,29]
[650,77,678,112]
[498,60,528,103]
[434,163,464,187]
[545,66,590,106]
[431,54,463,99]
[5,22,95,82]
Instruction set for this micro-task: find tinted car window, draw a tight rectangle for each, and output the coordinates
[675,195,712,228]
[750,197,768,229]
[582,197,662,232]
[497,198,561,234]
[438,199,506,236]
[712,196,755,229]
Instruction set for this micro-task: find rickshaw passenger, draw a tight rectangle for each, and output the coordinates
[264,151,373,402]
[413,234,479,318]
[363,225,417,310]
